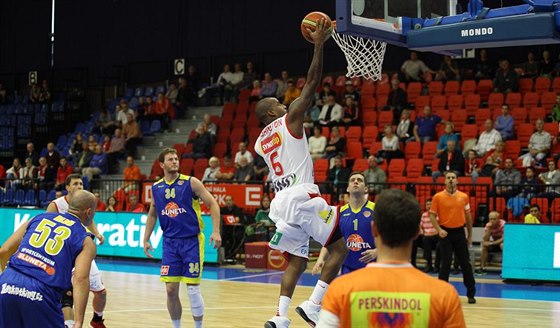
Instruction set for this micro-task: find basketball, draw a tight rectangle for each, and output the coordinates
[301,11,333,43]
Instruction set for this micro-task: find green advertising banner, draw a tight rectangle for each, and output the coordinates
[0,209,218,263]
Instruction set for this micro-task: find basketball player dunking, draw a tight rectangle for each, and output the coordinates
[46,174,107,328]
[255,18,348,328]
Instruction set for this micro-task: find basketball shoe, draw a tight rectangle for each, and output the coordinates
[90,318,106,328]
[295,300,321,327]
[264,316,291,328]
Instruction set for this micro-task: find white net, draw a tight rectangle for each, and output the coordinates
[332,30,387,81]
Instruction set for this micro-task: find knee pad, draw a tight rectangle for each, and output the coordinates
[61,288,73,308]
[187,285,204,317]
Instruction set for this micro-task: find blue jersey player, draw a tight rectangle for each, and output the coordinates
[0,190,97,328]
[143,148,222,328]
[313,172,377,275]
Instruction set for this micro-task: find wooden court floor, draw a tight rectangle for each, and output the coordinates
[87,271,560,327]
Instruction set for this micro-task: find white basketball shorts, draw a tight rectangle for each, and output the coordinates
[269,183,339,258]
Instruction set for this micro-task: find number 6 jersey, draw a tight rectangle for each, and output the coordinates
[255,115,314,192]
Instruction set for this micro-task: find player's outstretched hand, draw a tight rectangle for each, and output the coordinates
[312,258,325,275]
[143,241,154,258]
[359,249,378,263]
[307,18,331,45]
[210,232,222,249]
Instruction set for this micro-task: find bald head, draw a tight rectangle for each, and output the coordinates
[256,97,286,125]
[68,190,97,226]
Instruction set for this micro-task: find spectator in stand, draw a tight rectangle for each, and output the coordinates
[494,158,521,200]
[436,55,461,81]
[215,156,235,181]
[29,83,40,103]
[234,142,254,168]
[245,194,274,242]
[494,104,514,140]
[494,59,519,93]
[45,142,60,173]
[82,145,108,182]
[216,64,234,104]
[260,73,278,98]
[184,123,213,159]
[318,94,343,127]
[518,166,539,200]
[421,198,440,273]
[176,77,189,117]
[518,119,552,167]
[376,125,404,162]
[308,126,327,160]
[185,65,201,106]
[517,51,540,78]
[249,80,262,102]
[101,134,111,153]
[412,105,442,143]
[326,156,351,200]
[385,78,408,124]
[69,133,84,161]
[541,50,555,76]
[95,108,116,135]
[19,158,37,190]
[318,82,336,104]
[432,140,465,182]
[38,80,51,103]
[276,70,289,103]
[480,140,506,177]
[252,154,269,182]
[35,157,54,191]
[115,103,134,128]
[202,113,217,137]
[552,95,560,122]
[473,49,495,80]
[106,128,126,173]
[94,192,107,212]
[436,122,459,157]
[396,109,414,143]
[472,119,502,157]
[342,81,360,105]
[465,149,482,183]
[25,142,39,166]
[221,195,245,221]
[165,82,178,105]
[202,156,220,183]
[363,155,387,195]
[122,156,141,193]
[123,113,142,157]
[400,51,435,82]
[126,194,145,213]
[231,63,245,100]
[341,96,359,126]
[105,196,121,212]
[86,134,98,152]
[75,141,94,173]
[324,126,346,161]
[537,160,560,201]
[153,92,172,130]
[476,211,505,275]
[283,79,301,106]
[233,157,253,183]
[55,157,73,191]
[524,204,542,224]
[242,61,258,89]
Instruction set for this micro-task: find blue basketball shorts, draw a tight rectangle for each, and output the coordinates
[160,233,205,284]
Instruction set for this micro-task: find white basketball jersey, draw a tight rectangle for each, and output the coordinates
[53,196,69,214]
[255,115,314,192]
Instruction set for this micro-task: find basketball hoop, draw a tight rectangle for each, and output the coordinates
[331,21,387,81]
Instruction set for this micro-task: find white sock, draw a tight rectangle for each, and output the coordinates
[194,320,203,328]
[172,319,181,328]
[309,280,329,305]
[277,295,291,317]
[64,320,74,328]
[94,311,103,317]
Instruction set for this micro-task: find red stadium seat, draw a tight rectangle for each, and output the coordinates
[464,94,481,116]
[512,107,527,125]
[488,92,505,109]
[540,92,556,110]
[460,80,476,95]
[505,140,521,159]
[422,141,438,167]
[450,109,467,131]
[475,109,491,127]
[362,110,377,126]
[518,78,534,94]
[406,158,424,178]
[428,81,444,96]
[352,158,369,172]
[388,159,406,177]
[415,95,431,111]
[362,126,379,149]
[517,123,534,146]
[535,76,551,94]
[377,111,393,128]
[406,82,423,103]
[431,95,446,111]
[180,158,194,175]
[346,126,362,143]
[505,92,522,108]
[444,80,460,95]
[522,92,539,108]
[528,107,546,123]
[346,142,364,159]
[477,79,494,102]
[405,141,421,160]
[447,94,464,111]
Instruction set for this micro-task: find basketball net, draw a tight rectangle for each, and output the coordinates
[331,22,387,81]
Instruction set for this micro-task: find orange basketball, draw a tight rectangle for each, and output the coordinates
[301,11,333,43]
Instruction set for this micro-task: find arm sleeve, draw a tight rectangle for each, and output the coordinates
[316,310,341,328]
[441,288,467,328]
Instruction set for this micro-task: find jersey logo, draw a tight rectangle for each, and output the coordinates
[178,180,184,185]
[161,202,187,218]
[364,211,371,218]
[319,207,334,225]
[260,132,282,155]
[160,265,169,275]
[346,234,372,252]
[16,252,56,275]
[271,173,296,192]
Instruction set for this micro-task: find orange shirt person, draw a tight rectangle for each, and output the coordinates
[429,171,476,304]
[318,189,466,328]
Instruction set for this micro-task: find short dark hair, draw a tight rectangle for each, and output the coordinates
[348,171,366,182]
[530,204,540,211]
[65,173,82,186]
[373,189,421,248]
[158,148,178,163]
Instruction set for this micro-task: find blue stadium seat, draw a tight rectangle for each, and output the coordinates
[141,120,151,136]
[145,87,154,97]
[39,189,47,206]
[82,176,90,190]
[45,189,56,204]
[124,88,134,99]
[14,189,25,206]
[129,97,138,109]
[150,120,161,134]
[134,87,144,97]
[155,86,165,95]
[24,189,36,206]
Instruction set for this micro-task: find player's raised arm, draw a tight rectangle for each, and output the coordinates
[286,18,331,136]
[191,177,222,249]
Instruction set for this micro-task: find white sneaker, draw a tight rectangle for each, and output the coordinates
[264,316,291,328]
[295,300,321,327]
